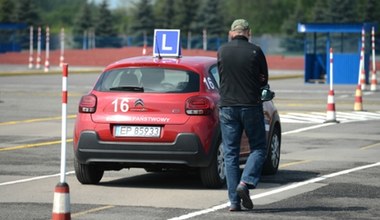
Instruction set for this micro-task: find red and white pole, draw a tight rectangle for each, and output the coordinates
[370,26,377,91]
[36,26,41,69]
[325,47,338,123]
[52,64,71,220]
[28,26,34,69]
[329,48,334,91]
[359,28,366,90]
[355,28,365,111]
[90,29,96,49]
[203,29,207,51]
[44,26,50,72]
[187,31,192,49]
[60,64,68,184]
[142,30,147,55]
[60,28,65,67]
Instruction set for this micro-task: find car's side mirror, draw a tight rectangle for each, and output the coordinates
[261,84,275,102]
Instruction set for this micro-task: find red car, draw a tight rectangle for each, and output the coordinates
[73,55,281,188]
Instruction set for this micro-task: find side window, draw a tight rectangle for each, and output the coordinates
[205,65,219,90]
[163,69,199,93]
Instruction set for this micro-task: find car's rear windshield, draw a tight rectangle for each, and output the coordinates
[94,67,200,93]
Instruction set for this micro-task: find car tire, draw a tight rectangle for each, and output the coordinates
[200,140,226,188]
[262,124,281,175]
[74,158,104,184]
[144,168,163,172]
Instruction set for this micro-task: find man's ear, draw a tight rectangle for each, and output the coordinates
[229,30,234,38]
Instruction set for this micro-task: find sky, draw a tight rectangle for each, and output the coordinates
[91,0,135,9]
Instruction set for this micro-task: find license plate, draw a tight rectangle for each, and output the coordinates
[114,125,161,137]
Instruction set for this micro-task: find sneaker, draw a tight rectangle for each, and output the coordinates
[236,182,253,209]
[228,204,241,212]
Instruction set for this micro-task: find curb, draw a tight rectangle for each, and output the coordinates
[0,66,303,79]
[0,68,104,76]
[269,73,303,80]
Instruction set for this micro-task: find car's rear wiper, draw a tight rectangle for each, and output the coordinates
[109,86,144,92]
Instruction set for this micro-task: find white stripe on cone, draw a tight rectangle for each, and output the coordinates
[325,90,338,123]
[52,182,71,220]
[354,85,363,111]
[52,192,70,213]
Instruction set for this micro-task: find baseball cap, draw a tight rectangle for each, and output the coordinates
[230,19,250,31]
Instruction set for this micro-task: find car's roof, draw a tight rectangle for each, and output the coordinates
[104,56,217,73]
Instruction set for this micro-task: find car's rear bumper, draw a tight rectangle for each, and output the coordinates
[75,131,213,168]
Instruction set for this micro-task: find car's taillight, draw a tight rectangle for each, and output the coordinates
[185,96,212,115]
[79,94,97,113]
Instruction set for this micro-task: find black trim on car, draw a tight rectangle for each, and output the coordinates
[75,131,216,169]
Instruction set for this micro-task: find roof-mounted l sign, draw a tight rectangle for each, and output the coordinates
[153,29,181,58]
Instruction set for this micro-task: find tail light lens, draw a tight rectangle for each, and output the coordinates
[185,96,212,115]
[79,94,97,113]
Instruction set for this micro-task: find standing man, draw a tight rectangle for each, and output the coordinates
[217,19,268,211]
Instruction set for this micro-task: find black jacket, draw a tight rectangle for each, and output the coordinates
[217,35,268,106]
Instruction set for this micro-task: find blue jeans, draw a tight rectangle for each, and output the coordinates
[219,106,267,206]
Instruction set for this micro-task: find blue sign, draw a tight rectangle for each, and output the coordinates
[153,29,181,57]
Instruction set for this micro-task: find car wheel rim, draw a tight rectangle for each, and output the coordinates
[271,133,280,168]
[217,143,225,180]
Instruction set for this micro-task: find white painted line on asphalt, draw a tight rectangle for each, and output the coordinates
[0,171,75,186]
[168,161,380,220]
[282,123,333,135]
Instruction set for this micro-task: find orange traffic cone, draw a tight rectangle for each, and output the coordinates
[354,85,363,111]
[52,182,71,220]
[324,90,339,123]
[370,70,377,91]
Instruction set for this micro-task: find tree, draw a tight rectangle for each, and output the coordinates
[154,0,176,29]
[16,0,41,26]
[195,0,225,36]
[222,0,297,35]
[113,7,129,35]
[95,0,120,47]
[71,2,95,48]
[207,0,225,36]
[173,0,200,34]
[0,0,16,22]
[129,0,155,45]
[362,0,380,22]
[311,0,328,22]
[326,0,357,23]
[95,0,117,37]
[190,0,226,50]
[36,0,87,32]
[281,0,307,52]
[73,2,94,35]
[2,0,378,51]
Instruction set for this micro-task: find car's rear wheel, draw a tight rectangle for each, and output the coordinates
[200,140,226,188]
[262,124,281,175]
[144,168,164,172]
[74,158,104,184]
